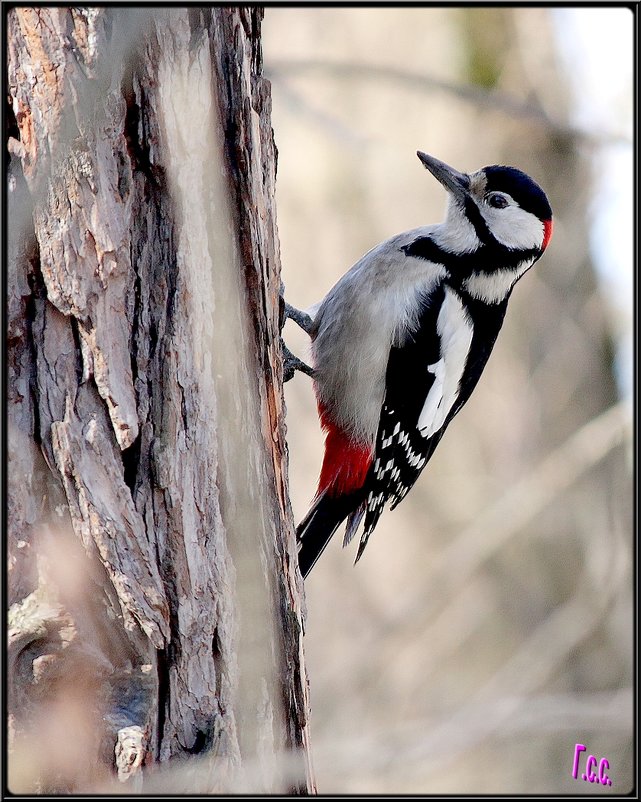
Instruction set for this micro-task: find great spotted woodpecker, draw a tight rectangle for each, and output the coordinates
[284,151,553,578]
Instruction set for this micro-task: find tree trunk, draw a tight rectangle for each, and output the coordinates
[7,7,314,793]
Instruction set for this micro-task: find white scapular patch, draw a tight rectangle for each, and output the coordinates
[418,288,473,438]
[417,358,445,435]
[463,258,535,304]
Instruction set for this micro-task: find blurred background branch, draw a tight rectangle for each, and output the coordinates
[267,59,631,147]
[373,399,631,649]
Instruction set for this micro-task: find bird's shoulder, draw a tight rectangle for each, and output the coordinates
[358,224,442,265]
[321,225,447,303]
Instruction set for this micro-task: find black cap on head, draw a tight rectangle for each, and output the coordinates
[484,165,552,221]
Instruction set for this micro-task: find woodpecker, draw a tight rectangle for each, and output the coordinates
[286,151,553,578]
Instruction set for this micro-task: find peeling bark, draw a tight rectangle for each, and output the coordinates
[7,7,313,793]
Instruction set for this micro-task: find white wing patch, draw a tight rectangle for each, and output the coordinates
[418,288,473,439]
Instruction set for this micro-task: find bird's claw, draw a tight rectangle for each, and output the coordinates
[282,343,315,382]
[280,292,315,381]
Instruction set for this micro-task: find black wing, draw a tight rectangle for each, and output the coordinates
[354,285,512,560]
[356,285,447,558]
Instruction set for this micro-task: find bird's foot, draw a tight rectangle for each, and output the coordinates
[280,294,315,336]
[285,303,314,335]
[282,343,315,383]
[279,289,315,381]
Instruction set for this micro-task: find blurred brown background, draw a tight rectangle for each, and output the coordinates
[263,6,633,794]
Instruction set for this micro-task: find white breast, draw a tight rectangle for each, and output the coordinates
[463,259,534,304]
[418,287,473,438]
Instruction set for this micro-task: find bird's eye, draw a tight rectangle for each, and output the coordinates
[487,193,509,209]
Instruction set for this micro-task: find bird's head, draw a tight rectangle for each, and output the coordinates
[417,151,553,254]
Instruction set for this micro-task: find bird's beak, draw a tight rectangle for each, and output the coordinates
[417,151,470,203]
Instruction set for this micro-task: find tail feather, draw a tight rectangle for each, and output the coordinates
[297,492,358,578]
[343,503,366,547]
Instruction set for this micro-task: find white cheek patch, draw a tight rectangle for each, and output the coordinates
[484,203,545,250]
[418,288,473,438]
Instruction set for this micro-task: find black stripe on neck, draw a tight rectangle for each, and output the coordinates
[402,235,540,280]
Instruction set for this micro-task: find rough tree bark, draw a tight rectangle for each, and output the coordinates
[7,7,314,793]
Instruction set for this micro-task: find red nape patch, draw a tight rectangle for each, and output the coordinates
[542,218,554,251]
[317,420,373,498]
